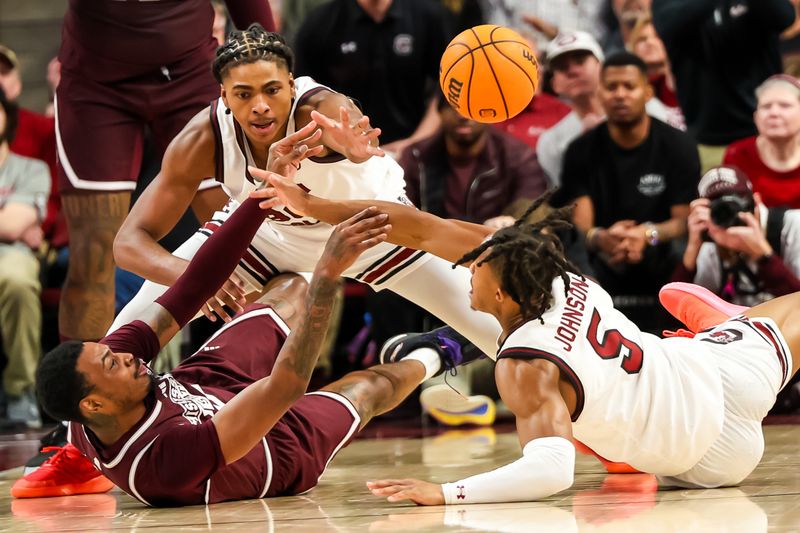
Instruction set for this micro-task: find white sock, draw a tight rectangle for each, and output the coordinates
[405,347,442,382]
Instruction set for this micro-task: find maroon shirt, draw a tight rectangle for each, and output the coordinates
[69,309,310,506]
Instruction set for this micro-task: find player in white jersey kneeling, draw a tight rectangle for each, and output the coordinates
[251,175,800,505]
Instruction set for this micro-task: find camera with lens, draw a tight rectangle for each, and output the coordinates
[702,194,755,241]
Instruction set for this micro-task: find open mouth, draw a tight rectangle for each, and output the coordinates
[250,120,276,134]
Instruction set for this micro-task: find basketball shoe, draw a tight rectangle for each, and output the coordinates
[380,327,494,426]
[420,384,496,426]
[379,326,486,375]
[11,443,114,498]
[659,282,748,334]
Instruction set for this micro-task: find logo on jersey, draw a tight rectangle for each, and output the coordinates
[393,34,414,56]
[456,485,466,500]
[159,375,224,425]
[700,328,743,345]
[637,174,666,196]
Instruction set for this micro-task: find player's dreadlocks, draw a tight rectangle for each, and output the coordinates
[454,190,583,323]
[212,23,295,82]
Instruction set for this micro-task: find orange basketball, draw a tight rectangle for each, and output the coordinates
[439,25,539,123]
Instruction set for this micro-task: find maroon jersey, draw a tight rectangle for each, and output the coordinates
[68,305,358,507]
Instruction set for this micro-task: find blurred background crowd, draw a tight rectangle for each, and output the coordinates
[1,0,800,430]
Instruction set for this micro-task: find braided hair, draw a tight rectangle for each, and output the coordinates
[212,23,295,83]
[454,190,584,323]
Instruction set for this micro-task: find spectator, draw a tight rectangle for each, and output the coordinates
[557,52,699,332]
[294,0,452,155]
[401,96,548,225]
[0,45,64,250]
[480,0,607,52]
[493,38,572,150]
[212,1,230,46]
[653,0,796,173]
[672,166,800,305]
[724,75,800,208]
[626,14,685,129]
[536,31,676,186]
[0,89,51,428]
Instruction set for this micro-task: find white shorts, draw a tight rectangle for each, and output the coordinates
[659,316,792,488]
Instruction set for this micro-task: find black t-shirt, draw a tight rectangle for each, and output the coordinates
[559,118,700,299]
[653,0,795,145]
[294,0,452,144]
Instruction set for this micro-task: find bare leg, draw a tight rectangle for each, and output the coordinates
[746,293,800,378]
[60,191,130,340]
[321,360,425,429]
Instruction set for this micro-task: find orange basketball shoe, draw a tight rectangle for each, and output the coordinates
[11,444,114,498]
[659,282,748,334]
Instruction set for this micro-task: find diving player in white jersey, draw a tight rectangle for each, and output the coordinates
[250,175,800,504]
[110,24,501,355]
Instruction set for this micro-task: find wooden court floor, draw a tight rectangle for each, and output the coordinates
[1,425,798,532]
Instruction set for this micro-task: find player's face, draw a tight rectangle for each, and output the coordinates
[755,84,800,141]
[440,103,486,148]
[77,342,154,417]
[550,51,600,101]
[468,249,502,315]
[600,66,651,126]
[221,60,295,147]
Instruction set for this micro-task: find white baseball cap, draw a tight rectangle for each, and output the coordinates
[545,31,604,66]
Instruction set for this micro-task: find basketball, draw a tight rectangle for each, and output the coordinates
[439,25,539,123]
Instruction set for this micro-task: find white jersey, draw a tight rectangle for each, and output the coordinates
[498,273,725,476]
[206,76,430,288]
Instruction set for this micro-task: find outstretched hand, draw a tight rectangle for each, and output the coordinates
[366,479,445,506]
[317,207,391,277]
[311,107,384,163]
[248,169,310,216]
[266,119,324,179]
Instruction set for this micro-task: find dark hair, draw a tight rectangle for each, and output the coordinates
[36,341,93,424]
[454,190,583,322]
[602,51,648,77]
[0,87,19,144]
[212,23,294,82]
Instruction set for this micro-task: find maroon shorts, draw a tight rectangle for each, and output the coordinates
[55,51,219,193]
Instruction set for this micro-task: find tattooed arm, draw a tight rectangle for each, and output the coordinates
[212,208,391,465]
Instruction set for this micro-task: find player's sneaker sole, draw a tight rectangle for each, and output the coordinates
[420,384,496,426]
[11,474,114,498]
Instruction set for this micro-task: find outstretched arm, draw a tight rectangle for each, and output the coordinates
[367,358,575,505]
[210,209,391,465]
[248,169,493,263]
[133,123,324,348]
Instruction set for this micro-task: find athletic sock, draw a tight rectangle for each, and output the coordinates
[405,348,442,382]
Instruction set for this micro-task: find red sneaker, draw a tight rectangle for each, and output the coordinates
[574,439,641,474]
[659,282,748,333]
[11,444,114,498]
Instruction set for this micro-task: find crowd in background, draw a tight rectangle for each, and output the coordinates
[2,0,800,428]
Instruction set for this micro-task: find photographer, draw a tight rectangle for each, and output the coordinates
[671,166,800,305]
